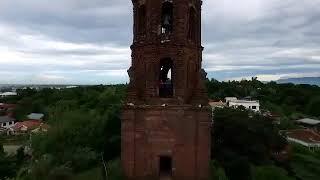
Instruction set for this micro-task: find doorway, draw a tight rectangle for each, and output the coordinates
[159,156,172,176]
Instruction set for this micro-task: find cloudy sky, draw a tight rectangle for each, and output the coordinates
[0,0,319,84]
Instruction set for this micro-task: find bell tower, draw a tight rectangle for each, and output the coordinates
[122,0,211,179]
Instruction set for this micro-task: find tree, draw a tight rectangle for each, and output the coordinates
[212,107,287,179]
[253,166,294,180]
[0,147,17,179]
[16,147,26,166]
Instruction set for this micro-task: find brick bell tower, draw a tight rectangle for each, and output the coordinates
[122,0,211,179]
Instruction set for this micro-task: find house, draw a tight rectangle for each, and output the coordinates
[0,103,16,111]
[8,120,49,135]
[296,118,320,132]
[0,103,16,116]
[283,129,320,150]
[225,97,238,103]
[262,111,281,125]
[27,113,44,121]
[0,127,7,135]
[0,92,17,97]
[0,116,15,129]
[209,100,226,109]
[225,97,260,112]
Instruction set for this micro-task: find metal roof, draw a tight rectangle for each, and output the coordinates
[296,118,320,125]
[0,116,15,123]
[27,113,44,120]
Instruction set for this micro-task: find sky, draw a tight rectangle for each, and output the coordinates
[0,0,320,84]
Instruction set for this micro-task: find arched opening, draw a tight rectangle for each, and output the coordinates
[137,5,146,35]
[161,1,173,34]
[159,58,173,98]
[188,7,197,41]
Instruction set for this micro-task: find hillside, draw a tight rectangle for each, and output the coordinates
[277,77,320,86]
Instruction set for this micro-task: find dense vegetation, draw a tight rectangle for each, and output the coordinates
[207,78,320,118]
[0,79,320,180]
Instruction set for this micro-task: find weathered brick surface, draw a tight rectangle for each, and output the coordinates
[122,0,211,179]
[122,106,211,180]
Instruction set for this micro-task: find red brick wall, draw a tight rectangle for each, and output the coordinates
[122,0,211,179]
[122,105,211,180]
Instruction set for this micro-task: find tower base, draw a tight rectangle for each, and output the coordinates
[121,105,211,180]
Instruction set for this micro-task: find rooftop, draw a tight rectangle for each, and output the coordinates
[285,129,320,144]
[296,118,320,125]
[209,100,226,107]
[225,97,259,104]
[11,120,42,131]
[229,99,260,104]
[0,116,15,123]
[0,92,17,96]
[27,113,44,120]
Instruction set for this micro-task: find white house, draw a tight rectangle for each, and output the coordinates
[0,92,17,97]
[225,97,260,112]
[225,97,238,103]
[0,116,15,129]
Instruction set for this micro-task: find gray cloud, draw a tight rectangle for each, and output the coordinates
[0,0,319,84]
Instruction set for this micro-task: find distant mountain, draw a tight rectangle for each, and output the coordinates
[277,77,320,86]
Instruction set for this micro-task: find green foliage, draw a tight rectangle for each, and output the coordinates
[290,145,320,180]
[206,78,320,118]
[4,81,319,180]
[209,161,229,180]
[11,85,125,179]
[0,151,17,179]
[73,167,103,180]
[0,143,4,155]
[16,147,26,166]
[213,107,286,164]
[212,107,288,179]
[252,166,294,180]
[18,156,73,180]
[106,159,124,180]
[306,96,320,117]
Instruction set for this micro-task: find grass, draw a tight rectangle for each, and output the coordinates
[290,145,320,180]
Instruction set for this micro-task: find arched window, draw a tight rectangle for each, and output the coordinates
[188,7,197,41]
[137,5,146,35]
[159,58,173,98]
[161,1,173,34]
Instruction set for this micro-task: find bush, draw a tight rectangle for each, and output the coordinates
[252,165,294,180]
[107,159,124,180]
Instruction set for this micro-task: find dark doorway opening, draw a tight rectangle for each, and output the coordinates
[159,58,173,98]
[159,156,172,176]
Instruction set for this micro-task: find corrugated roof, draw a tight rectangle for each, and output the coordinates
[27,113,44,120]
[286,129,320,143]
[11,120,41,131]
[296,118,320,125]
[0,92,17,96]
[0,116,15,123]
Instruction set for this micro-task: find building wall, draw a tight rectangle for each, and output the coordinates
[229,101,260,111]
[122,105,211,180]
[1,121,15,128]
